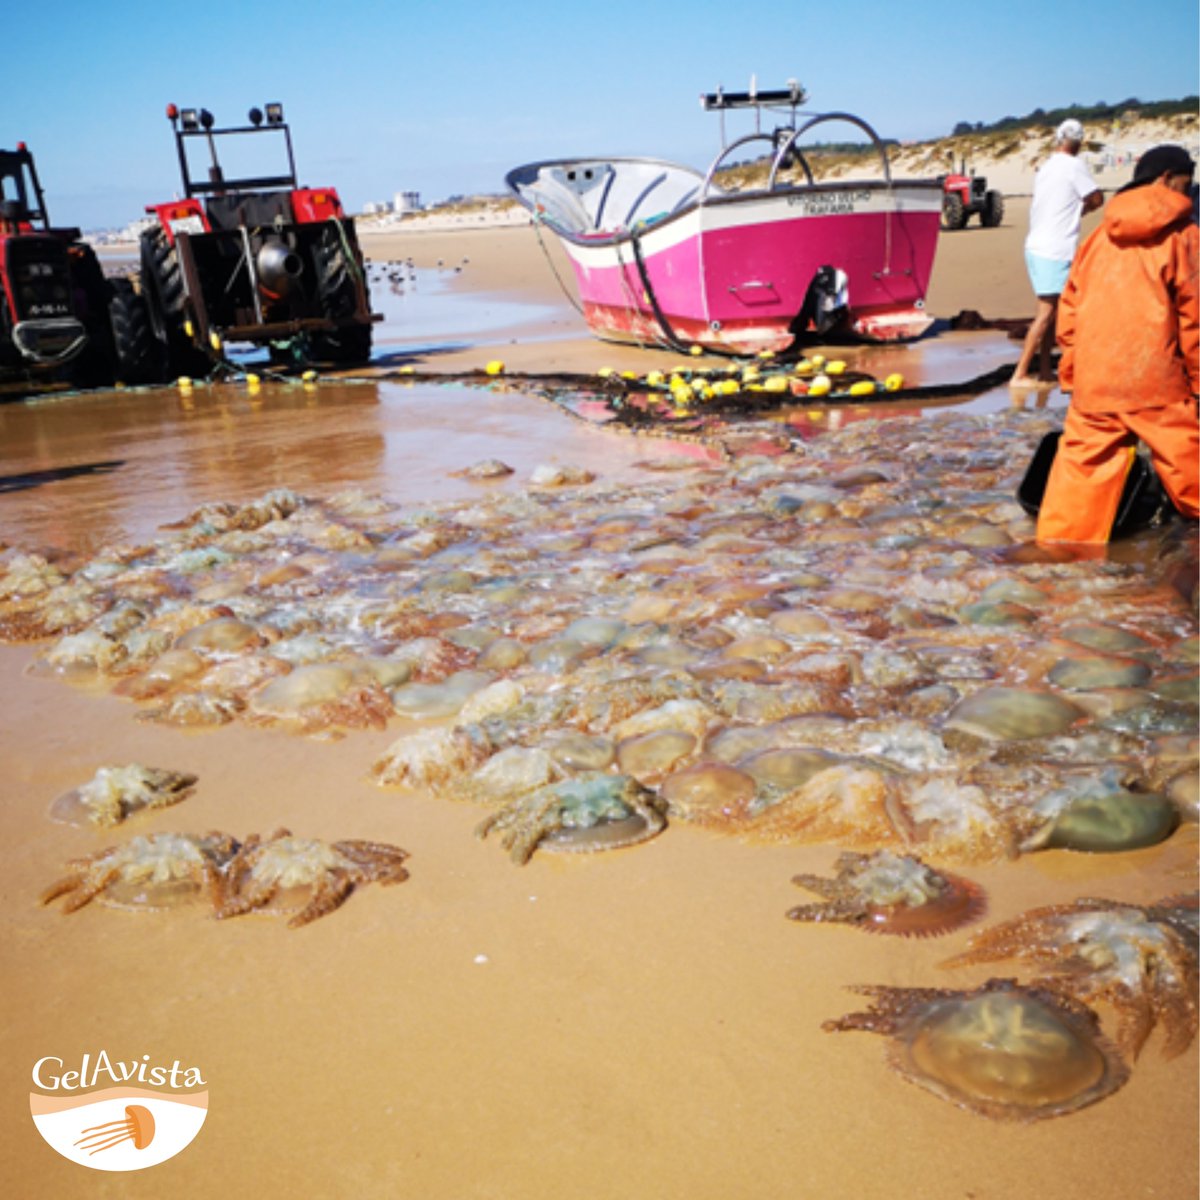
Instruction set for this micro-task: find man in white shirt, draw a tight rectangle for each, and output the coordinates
[1012,118,1103,386]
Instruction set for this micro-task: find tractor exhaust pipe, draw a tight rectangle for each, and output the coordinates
[256,241,303,298]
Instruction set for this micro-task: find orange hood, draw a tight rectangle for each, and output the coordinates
[1103,181,1193,246]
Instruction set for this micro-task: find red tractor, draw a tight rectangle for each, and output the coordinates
[0,144,155,389]
[940,162,1004,230]
[137,103,378,378]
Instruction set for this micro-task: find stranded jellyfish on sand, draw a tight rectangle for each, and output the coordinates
[1018,770,1180,853]
[214,829,410,927]
[42,832,237,912]
[49,764,198,828]
[944,895,1199,1058]
[475,773,668,865]
[1,410,1196,871]
[941,687,1088,743]
[824,978,1129,1121]
[787,850,985,936]
[75,1104,155,1155]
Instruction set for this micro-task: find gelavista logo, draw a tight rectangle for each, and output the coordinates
[30,1051,208,1171]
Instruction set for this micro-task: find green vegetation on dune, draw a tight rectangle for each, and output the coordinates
[951,96,1199,137]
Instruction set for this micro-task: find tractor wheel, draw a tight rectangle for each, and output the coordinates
[941,193,966,231]
[109,278,165,384]
[308,223,373,366]
[982,190,1005,228]
[140,227,187,326]
[139,228,210,380]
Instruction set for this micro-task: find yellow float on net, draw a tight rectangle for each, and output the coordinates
[848,379,876,396]
[810,354,826,368]
[209,331,223,353]
[645,370,665,387]
[808,374,831,397]
[597,367,615,378]
[794,359,815,375]
[689,344,703,356]
[825,360,846,375]
[885,373,904,391]
[717,379,740,396]
[301,369,319,383]
[485,360,505,376]
[176,376,193,390]
[762,375,788,393]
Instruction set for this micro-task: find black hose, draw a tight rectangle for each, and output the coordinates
[628,227,695,355]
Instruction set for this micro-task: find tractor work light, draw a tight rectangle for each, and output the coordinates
[248,107,264,127]
[180,108,200,131]
[265,103,284,125]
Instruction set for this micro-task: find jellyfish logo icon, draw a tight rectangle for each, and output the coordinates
[30,1088,207,1171]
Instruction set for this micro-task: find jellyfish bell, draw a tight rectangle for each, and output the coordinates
[825,978,1129,1121]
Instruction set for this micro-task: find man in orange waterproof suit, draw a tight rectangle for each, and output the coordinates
[1037,143,1198,545]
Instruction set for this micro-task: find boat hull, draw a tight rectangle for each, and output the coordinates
[559,183,942,353]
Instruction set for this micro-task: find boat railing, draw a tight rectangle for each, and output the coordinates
[700,111,894,199]
[768,113,893,189]
[701,133,796,198]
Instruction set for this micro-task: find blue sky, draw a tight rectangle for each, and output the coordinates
[6,0,1198,230]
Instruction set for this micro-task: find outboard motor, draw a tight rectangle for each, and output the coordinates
[790,264,849,338]
[256,240,303,299]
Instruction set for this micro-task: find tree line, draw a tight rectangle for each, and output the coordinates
[952,97,1198,137]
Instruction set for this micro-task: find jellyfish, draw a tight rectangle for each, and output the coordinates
[75,1104,155,1154]
[787,850,986,937]
[824,978,1129,1121]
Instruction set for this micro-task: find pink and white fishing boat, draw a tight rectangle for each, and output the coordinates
[506,82,943,355]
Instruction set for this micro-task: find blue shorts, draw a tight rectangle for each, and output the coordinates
[1025,251,1071,297]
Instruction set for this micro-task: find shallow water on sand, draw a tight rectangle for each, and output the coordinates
[0,380,713,554]
[1,378,1196,1200]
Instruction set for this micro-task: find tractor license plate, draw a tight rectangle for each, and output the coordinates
[168,215,205,236]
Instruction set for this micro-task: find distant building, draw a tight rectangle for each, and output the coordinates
[393,191,422,213]
[362,200,392,215]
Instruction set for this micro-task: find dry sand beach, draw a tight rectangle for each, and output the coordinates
[1,157,1197,1200]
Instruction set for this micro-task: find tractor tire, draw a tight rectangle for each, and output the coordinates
[941,193,966,231]
[109,277,165,384]
[982,190,1005,228]
[308,223,373,366]
[139,227,210,380]
[140,227,187,326]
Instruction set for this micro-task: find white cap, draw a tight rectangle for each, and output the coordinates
[1056,118,1084,144]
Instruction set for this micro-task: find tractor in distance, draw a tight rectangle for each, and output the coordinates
[939,158,1005,230]
[0,144,152,390]
[137,102,378,378]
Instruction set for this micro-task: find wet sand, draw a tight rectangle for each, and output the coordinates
[4,208,1198,1198]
